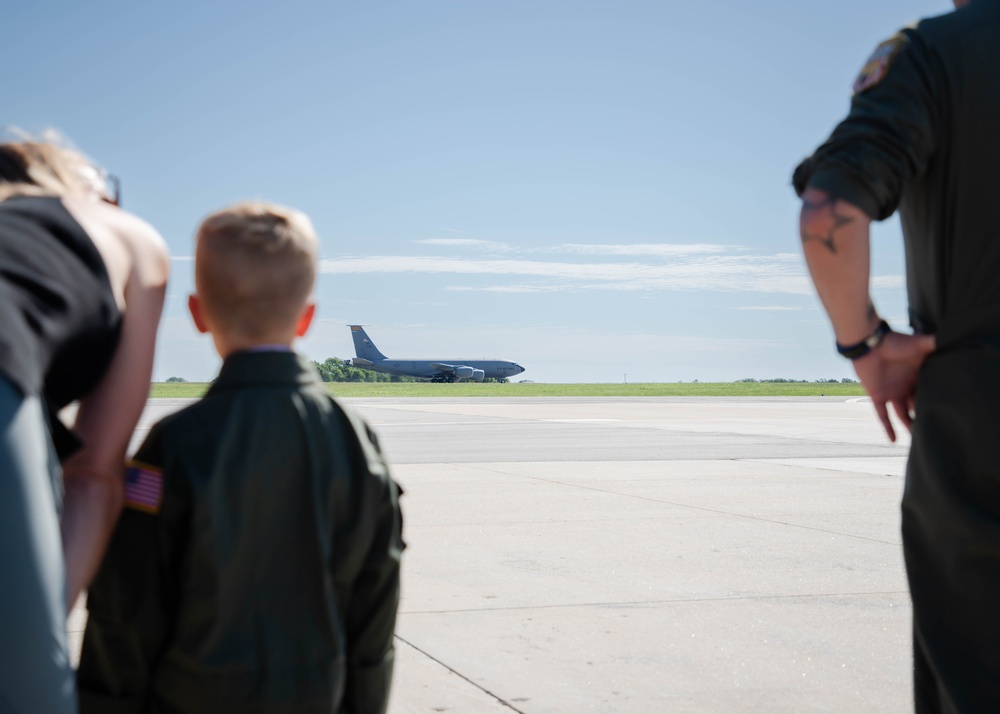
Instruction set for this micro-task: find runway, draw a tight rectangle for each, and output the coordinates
[71,396,914,713]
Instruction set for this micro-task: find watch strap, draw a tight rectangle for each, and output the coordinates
[836,320,891,360]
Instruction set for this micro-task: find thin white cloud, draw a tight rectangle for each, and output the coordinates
[872,275,905,288]
[321,254,811,293]
[552,243,729,257]
[417,238,512,251]
[413,240,733,258]
[447,284,571,294]
[319,251,905,296]
[736,305,811,311]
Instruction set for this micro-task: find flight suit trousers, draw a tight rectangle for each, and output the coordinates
[903,348,1000,714]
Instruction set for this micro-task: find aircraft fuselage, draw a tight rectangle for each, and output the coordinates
[348,325,525,382]
[356,358,524,382]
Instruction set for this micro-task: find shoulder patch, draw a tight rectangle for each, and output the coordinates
[124,461,163,514]
[853,33,908,95]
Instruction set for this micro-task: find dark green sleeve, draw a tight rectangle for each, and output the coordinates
[340,411,405,714]
[76,425,185,714]
[793,29,941,220]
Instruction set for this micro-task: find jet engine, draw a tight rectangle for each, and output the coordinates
[471,369,485,381]
[454,366,474,379]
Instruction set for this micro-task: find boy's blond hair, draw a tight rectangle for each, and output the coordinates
[195,202,319,340]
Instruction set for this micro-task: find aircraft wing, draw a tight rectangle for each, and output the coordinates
[430,363,484,381]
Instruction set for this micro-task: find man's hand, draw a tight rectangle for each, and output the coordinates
[853,331,936,442]
[797,189,935,441]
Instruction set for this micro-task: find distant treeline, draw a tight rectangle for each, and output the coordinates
[164,367,855,385]
[737,378,858,384]
[312,358,420,383]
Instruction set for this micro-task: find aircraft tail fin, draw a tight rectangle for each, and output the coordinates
[349,325,388,361]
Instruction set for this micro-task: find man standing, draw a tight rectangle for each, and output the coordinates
[794,1,1000,711]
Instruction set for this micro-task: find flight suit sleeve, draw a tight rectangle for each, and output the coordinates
[340,412,405,714]
[76,423,186,714]
[793,29,941,220]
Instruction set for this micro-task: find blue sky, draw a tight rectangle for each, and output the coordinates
[6,0,948,382]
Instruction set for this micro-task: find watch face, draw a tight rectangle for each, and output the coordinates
[864,321,889,349]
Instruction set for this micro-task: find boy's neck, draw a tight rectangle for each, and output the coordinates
[212,333,296,360]
[242,343,295,353]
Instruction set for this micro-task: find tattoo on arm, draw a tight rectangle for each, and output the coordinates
[800,195,856,255]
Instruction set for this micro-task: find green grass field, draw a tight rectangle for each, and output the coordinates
[149,381,866,399]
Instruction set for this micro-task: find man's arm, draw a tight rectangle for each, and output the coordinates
[799,187,935,441]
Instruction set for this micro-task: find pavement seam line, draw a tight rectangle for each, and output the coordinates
[740,457,903,478]
[467,466,901,546]
[399,589,910,615]
[394,635,527,713]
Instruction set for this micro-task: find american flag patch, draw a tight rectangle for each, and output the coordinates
[124,462,163,514]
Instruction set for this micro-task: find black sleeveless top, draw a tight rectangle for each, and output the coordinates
[0,196,123,454]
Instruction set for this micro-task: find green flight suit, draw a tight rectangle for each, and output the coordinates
[794,1,1000,710]
[77,351,404,714]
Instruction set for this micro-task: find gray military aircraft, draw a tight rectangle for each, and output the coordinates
[348,325,525,382]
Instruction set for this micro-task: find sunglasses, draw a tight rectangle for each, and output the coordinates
[100,171,121,207]
[79,164,120,206]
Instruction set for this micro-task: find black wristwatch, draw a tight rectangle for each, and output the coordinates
[836,320,891,360]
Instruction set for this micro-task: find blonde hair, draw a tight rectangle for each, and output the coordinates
[195,201,319,340]
[0,135,105,203]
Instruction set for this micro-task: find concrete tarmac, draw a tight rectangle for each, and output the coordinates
[70,396,914,713]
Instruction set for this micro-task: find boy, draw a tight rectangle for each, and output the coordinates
[77,202,404,714]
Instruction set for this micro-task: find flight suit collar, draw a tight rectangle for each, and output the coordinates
[207,350,322,393]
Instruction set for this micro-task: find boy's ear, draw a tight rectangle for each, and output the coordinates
[295,302,316,337]
[188,294,210,334]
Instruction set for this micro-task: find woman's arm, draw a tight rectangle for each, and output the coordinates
[59,200,169,608]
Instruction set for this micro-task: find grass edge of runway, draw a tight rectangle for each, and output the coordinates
[150,382,867,398]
